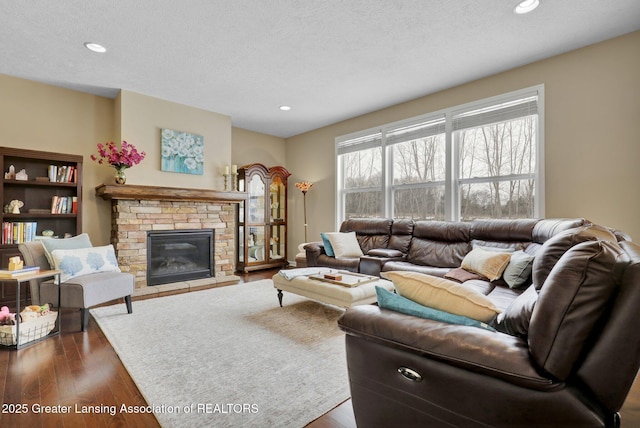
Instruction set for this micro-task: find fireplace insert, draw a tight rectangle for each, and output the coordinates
[147,229,214,286]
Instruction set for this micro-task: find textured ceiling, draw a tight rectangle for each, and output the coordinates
[1,1,639,138]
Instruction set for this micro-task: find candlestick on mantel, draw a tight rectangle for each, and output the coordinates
[224,165,230,175]
[231,165,238,191]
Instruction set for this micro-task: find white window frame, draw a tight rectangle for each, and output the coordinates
[336,85,545,228]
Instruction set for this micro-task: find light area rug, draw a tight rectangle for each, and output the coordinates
[90,279,350,428]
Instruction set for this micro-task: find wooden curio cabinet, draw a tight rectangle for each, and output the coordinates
[0,147,83,306]
[237,163,290,272]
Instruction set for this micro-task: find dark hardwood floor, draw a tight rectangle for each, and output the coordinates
[1,269,639,427]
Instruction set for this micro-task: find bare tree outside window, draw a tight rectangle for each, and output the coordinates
[392,134,446,220]
[458,115,536,220]
[342,147,383,218]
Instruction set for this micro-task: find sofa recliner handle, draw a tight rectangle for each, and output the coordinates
[398,366,423,382]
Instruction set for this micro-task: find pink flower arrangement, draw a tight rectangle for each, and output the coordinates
[91,141,146,169]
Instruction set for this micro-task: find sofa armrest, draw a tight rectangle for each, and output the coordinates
[338,305,559,391]
[359,253,406,276]
[304,242,326,266]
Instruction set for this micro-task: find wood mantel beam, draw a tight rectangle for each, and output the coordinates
[95,184,248,203]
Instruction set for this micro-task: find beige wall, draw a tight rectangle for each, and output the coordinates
[285,31,640,261]
[0,74,115,245]
[232,127,286,168]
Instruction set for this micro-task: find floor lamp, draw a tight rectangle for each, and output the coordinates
[295,181,313,242]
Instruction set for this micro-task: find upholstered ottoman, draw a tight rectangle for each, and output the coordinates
[272,268,394,309]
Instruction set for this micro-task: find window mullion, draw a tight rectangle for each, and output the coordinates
[445,111,456,221]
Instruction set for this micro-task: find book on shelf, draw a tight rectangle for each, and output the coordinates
[50,196,76,214]
[1,221,37,244]
[0,266,40,279]
[47,164,76,183]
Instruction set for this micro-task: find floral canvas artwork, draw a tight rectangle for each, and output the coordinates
[161,128,204,175]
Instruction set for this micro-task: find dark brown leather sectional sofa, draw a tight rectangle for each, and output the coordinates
[307,217,640,427]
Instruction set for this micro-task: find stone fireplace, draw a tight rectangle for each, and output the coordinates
[96,184,247,297]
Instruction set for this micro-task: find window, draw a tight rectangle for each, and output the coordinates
[336,86,543,225]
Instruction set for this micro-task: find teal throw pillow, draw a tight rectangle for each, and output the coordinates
[375,286,495,331]
[320,232,335,257]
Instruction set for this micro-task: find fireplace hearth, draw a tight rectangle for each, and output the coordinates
[147,229,214,286]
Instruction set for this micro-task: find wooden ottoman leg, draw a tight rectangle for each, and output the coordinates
[277,289,284,307]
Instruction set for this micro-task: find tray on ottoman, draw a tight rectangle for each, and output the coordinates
[308,271,378,287]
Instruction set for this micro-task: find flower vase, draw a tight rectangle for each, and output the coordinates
[114,167,127,185]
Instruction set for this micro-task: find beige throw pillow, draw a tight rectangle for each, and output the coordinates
[461,248,512,281]
[382,271,501,323]
[325,232,364,258]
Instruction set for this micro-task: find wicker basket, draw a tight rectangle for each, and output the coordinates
[0,311,58,347]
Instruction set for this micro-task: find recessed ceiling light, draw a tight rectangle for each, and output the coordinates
[84,42,107,53]
[514,0,540,14]
[279,105,292,111]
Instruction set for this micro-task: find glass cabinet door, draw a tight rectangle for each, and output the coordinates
[270,224,286,261]
[269,176,286,223]
[247,174,265,224]
[248,226,266,262]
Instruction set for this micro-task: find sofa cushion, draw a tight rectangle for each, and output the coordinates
[381,271,501,323]
[388,219,414,253]
[471,218,539,242]
[495,284,538,337]
[381,261,451,277]
[339,218,392,253]
[461,248,512,281]
[375,286,494,331]
[532,224,617,290]
[50,244,121,283]
[528,240,623,380]
[503,250,535,288]
[367,248,404,258]
[407,221,472,268]
[325,232,364,258]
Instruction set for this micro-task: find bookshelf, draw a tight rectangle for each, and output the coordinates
[0,147,83,306]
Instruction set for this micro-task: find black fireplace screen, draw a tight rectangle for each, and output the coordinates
[147,229,214,286]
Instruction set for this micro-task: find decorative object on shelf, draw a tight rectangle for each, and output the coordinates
[15,169,28,181]
[8,200,24,214]
[295,181,314,242]
[42,230,54,237]
[91,141,146,184]
[161,128,204,175]
[4,165,15,179]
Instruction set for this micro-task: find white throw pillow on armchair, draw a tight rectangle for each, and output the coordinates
[50,244,121,283]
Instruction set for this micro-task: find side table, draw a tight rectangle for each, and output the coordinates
[0,269,61,350]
